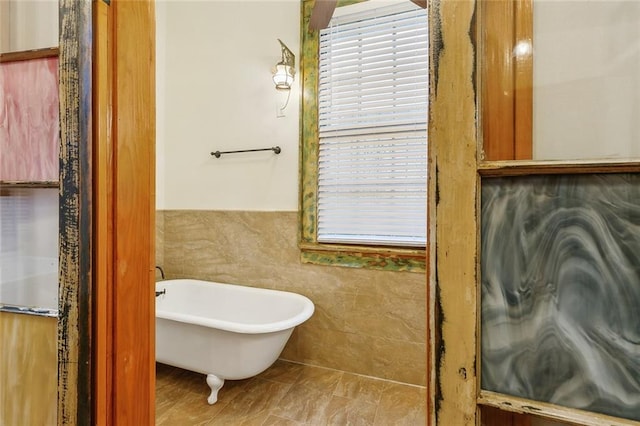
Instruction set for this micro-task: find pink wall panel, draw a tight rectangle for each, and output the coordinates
[0,57,59,182]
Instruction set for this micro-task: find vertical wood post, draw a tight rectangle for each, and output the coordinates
[59,0,156,424]
[429,0,478,424]
[110,0,156,423]
[58,1,93,424]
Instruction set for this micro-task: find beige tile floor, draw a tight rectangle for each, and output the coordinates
[156,360,427,425]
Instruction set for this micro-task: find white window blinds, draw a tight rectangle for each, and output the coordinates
[317,2,428,247]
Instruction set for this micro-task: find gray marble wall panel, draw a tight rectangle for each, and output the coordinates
[481,174,640,422]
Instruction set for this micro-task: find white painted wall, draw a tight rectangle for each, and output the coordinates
[533,1,640,160]
[0,1,58,53]
[157,1,640,210]
[156,1,167,209]
[156,0,300,211]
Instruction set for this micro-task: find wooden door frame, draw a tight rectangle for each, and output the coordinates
[93,1,114,423]
[58,1,93,423]
[58,1,156,424]
[428,0,540,423]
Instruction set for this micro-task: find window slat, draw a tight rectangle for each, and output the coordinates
[320,32,429,57]
[317,2,428,247]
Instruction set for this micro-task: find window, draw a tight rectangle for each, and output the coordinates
[299,0,428,271]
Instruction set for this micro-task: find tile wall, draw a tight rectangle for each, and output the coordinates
[156,210,426,386]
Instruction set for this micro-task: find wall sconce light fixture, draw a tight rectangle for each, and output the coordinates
[273,39,295,90]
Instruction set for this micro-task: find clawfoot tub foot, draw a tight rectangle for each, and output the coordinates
[206,374,225,405]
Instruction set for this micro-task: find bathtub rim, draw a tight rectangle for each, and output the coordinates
[155,279,314,335]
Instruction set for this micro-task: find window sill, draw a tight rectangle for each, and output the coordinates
[299,242,426,273]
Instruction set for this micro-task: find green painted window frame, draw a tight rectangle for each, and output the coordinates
[298,0,426,273]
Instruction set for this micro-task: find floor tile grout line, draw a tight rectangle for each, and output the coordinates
[278,358,427,390]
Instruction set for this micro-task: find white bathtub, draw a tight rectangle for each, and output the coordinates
[155,278,314,404]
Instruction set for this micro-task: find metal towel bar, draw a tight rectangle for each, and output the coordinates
[210,146,281,158]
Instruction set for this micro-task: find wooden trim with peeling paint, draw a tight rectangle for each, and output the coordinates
[430,0,478,424]
[59,1,156,424]
[479,160,640,177]
[58,1,93,425]
[479,391,640,426]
